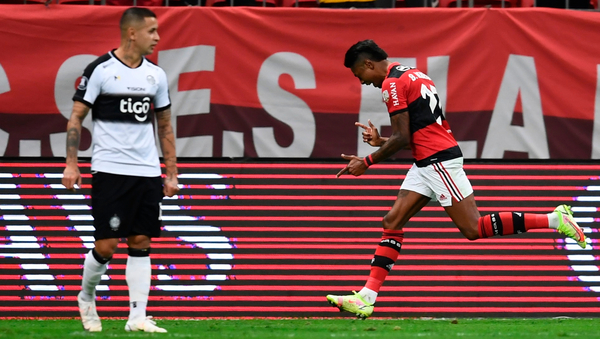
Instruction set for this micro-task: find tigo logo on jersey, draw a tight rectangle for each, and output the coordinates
[120,97,151,122]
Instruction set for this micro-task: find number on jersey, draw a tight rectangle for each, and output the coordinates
[420,83,442,125]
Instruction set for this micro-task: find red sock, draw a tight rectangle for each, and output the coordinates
[478,212,549,238]
[364,230,404,293]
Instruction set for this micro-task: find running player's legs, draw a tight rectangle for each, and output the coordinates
[327,164,431,318]
[383,189,431,230]
[430,159,586,247]
[385,163,432,230]
[417,158,479,239]
[444,194,480,240]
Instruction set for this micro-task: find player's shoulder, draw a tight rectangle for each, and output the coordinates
[143,57,164,72]
[83,52,113,75]
[387,63,415,79]
[142,58,168,79]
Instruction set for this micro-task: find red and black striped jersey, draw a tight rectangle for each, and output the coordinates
[381,62,462,167]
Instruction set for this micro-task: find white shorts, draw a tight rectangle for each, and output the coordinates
[400,157,473,207]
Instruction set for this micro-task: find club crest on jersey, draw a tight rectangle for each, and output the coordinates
[77,76,88,90]
[146,75,156,85]
[382,90,390,103]
[120,97,151,122]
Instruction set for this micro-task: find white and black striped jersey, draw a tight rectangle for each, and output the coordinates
[73,50,170,177]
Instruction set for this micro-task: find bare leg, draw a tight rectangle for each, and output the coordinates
[443,194,481,240]
[383,189,432,230]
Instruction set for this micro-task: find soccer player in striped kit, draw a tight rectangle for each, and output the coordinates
[62,8,178,333]
[327,39,587,319]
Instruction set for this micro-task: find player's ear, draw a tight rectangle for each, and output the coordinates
[364,59,374,70]
[128,26,136,40]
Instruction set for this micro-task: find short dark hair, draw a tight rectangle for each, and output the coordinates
[344,40,388,68]
[120,7,157,32]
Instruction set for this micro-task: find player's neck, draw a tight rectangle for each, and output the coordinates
[114,47,143,69]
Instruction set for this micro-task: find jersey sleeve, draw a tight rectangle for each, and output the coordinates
[381,77,409,117]
[154,68,171,112]
[72,62,102,107]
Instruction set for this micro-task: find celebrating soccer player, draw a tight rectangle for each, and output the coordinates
[326,39,587,319]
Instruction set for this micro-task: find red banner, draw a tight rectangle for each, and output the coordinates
[0,6,599,159]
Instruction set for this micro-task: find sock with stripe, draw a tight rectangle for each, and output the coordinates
[478,212,554,238]
[360,229,404,304]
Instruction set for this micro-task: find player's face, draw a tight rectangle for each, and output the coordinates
[351,60,383,88]
[135,17,160,55]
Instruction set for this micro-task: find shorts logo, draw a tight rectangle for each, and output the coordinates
[109,214,120,231]
[77,76,88,91]
[382,90,390,103]
[439,193,447,201]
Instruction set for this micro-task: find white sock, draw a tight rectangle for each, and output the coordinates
[80,250,108,302]
[548,212,560,229]
[358,287,377,304]
[126,255,151,322]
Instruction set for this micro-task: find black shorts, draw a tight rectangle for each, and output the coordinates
[91,171,163,240]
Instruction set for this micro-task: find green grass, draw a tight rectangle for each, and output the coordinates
[0,318,599,339]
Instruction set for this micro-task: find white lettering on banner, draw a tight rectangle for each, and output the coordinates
[158,45,215,157]
[592,65,600,159]
[254,52,316,157]
[0,63,10,156]
[356,57,450,157]
[49,54,97,157]
[482,54,549,159]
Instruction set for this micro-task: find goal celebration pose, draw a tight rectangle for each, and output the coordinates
[326,39,587,319]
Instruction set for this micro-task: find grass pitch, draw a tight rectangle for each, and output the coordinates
[0,318,599,339]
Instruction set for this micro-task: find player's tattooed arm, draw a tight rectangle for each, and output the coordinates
[156,108,179,197]
[62,101,89,191]
[65,102,90,165]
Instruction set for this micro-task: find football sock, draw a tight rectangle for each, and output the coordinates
[80,249,110,302]
[478,212,550,238]
[547,212,559,229]
[364,229,404,301]
[126,248,151,322]
[358,287,378,305]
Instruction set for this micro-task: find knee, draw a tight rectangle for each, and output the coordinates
[127,235,151,249]
[94,241,118,258]
[463,230,479,241]
[94,238,119,258]
[382,213,404,231]
[460,222,480,241]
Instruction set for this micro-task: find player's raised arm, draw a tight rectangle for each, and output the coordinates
[356,119,388,147]
[363,111,410,165]
[62,101,90,192]
[155,107,179,197]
